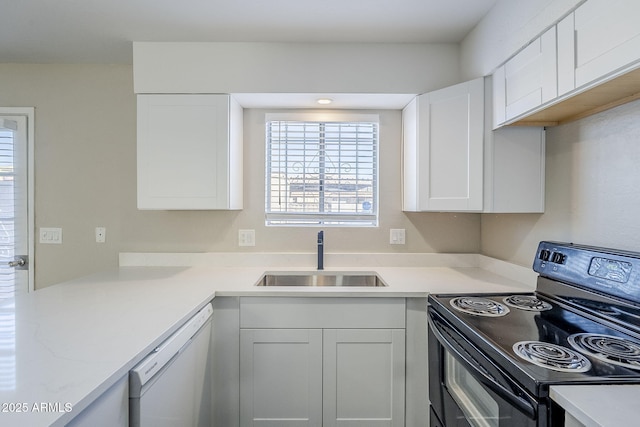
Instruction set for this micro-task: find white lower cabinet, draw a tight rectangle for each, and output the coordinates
[323,329,405,427]
[240,329,323,426]
[240,328,405,427]
[238,298,406,427]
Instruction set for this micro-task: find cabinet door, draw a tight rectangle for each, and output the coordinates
[499,27,557,124]
[137,94,242,210]
[575,0,640,87]
[323,329,405,427]
[483,126,545,213]
[240,329,322,427]
[402,78,484,211]
[484,77,546,213]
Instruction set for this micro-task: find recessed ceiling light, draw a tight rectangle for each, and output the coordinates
[317,98,333,105]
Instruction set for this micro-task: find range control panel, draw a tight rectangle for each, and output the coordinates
[533,241,640,304]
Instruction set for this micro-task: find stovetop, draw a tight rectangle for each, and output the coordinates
[429,292,640,396]
[428,241,640,397]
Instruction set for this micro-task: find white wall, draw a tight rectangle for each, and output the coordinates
[0,64,135,287]
[133,42,461,94]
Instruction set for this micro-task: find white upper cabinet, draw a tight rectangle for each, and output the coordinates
[574,0,640,87]
[137,94,243,210]
[403,77,545,214]
[493,0,640,127]
[483,128,545,213]
[484,77,545,213]
[402,78,484,212]
[492,27,557,128]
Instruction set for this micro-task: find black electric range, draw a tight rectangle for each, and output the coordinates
[428,241,640,427]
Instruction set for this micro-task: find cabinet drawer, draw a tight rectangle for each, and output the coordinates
[240,297,406,329]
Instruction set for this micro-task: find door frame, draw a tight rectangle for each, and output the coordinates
[0,107,35,293]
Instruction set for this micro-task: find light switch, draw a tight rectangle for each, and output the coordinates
[390,229,406,245]
[239,229,256,247]
[40,227,63,244]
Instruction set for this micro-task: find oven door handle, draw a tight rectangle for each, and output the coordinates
[428,312,537,419]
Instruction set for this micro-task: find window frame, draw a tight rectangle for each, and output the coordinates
[264,112,379,227]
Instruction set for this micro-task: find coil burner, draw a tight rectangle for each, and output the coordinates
[568,333,640,370]
[513,341,592,372]
[449,296,510,317]
[503,295,553,312]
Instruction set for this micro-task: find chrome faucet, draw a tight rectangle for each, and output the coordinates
[317,230,324,270]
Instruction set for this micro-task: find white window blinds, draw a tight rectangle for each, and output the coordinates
[266,117,378,226]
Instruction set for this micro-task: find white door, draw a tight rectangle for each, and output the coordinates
[0,109,34,298]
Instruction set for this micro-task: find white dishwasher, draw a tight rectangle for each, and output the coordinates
[129,303,213,427]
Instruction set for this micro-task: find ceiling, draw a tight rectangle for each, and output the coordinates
[0,0,498,64]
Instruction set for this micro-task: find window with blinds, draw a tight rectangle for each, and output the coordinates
[266,116,379,226]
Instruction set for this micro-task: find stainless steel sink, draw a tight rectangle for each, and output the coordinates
[255,271,387,287]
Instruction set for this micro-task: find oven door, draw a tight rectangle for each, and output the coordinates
[428,309,545,427]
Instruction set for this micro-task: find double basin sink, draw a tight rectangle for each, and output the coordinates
[256,271,387,287]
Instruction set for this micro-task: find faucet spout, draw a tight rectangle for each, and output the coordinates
[317,230,324,270]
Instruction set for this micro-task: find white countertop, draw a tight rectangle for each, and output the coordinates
[0,253,536,426]
[551,385,640,427]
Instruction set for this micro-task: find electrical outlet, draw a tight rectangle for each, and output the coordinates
[95,227,106,243]
[390,228,406,245]
[239,229,256,247]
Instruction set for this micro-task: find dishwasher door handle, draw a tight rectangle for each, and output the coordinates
[129,303,213,391]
